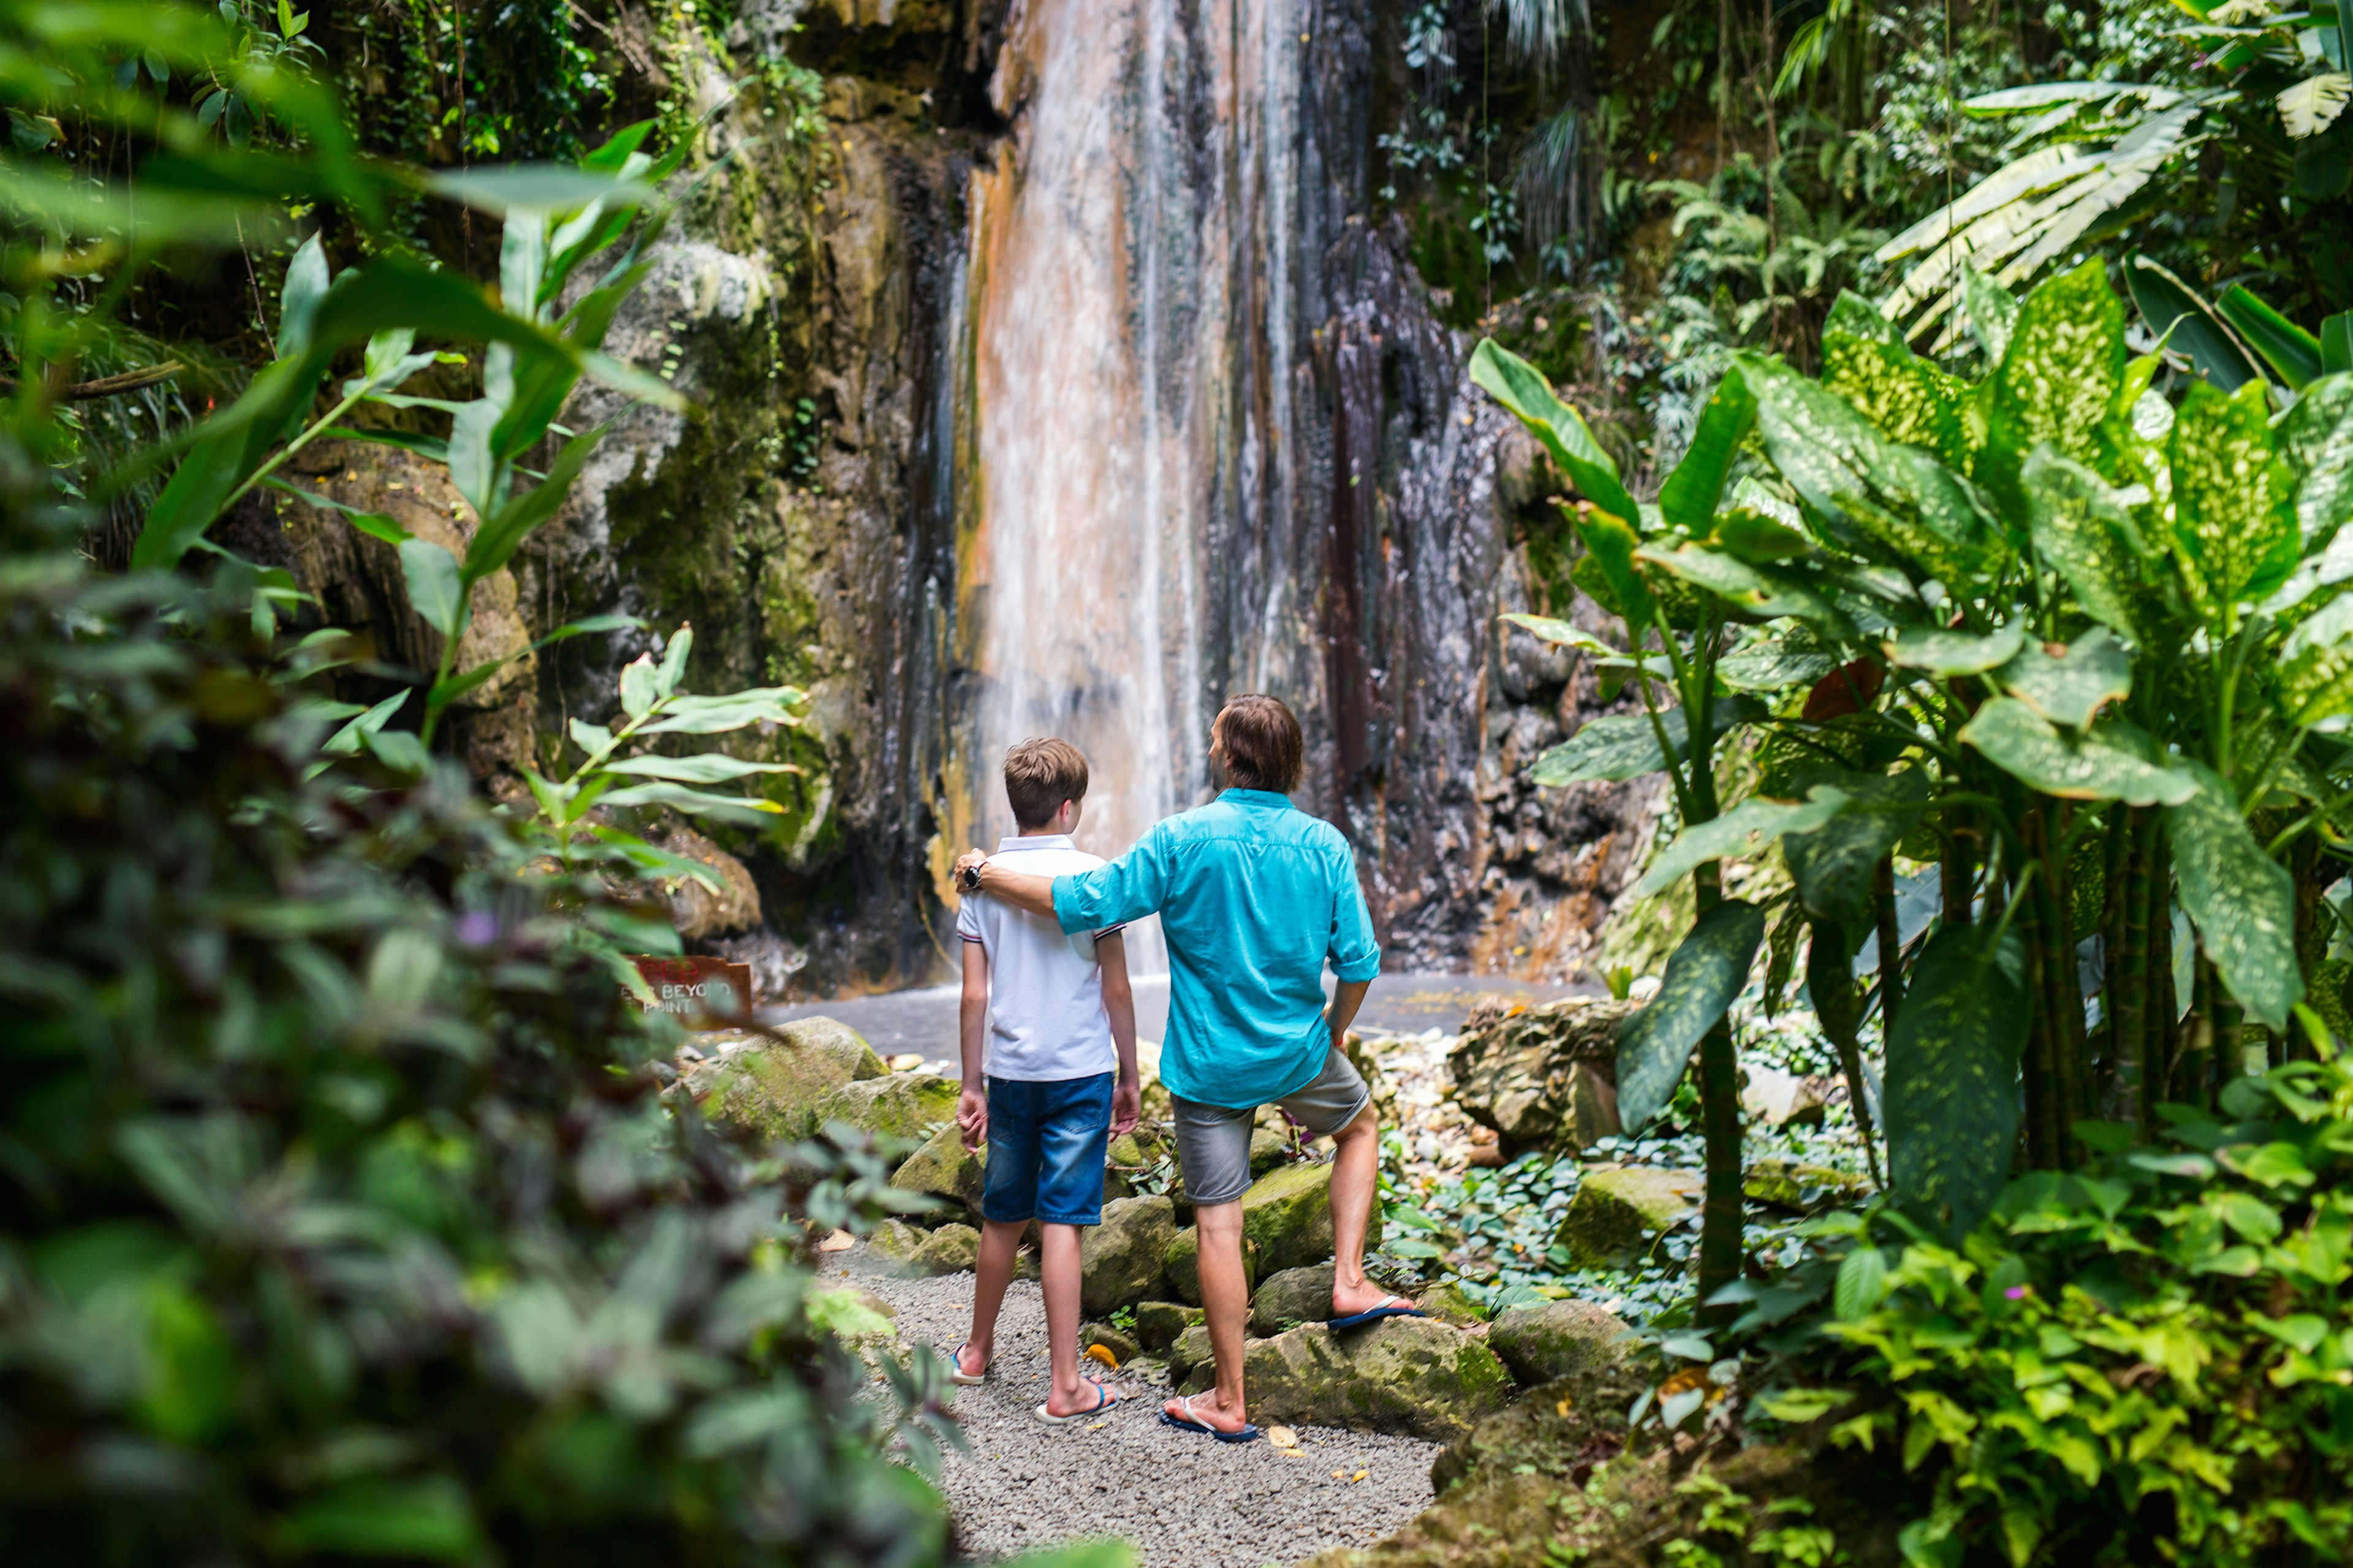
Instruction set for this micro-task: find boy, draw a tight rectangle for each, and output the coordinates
[948,737,1140,1423]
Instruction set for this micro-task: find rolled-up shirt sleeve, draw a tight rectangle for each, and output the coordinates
[1053,825,1171,934]
[1328,849,1381,982]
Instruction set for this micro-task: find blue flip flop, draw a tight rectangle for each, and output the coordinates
[1326,1295,1427,1331]
[1159,1394,1262,1444]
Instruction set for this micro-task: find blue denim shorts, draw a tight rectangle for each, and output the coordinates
[981,1072,1114,1226]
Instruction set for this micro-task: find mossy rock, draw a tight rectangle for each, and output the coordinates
[1079,1195,1176,1315]
[1553,1166,1702,1268]
[1249,1127,1291,1177]
[866,1217,926,1267]
[890,1121,986,1217]
[1249,1262,1335,1336]
[1417,1282,1486,1328]
[1743,1157,1872,1212]
[686,1018,885,1142]
[1485,1300,1632,1387]
[811,1071,958,1148]
[1165,1322,1214,1385]
[1162,1224,1258,1305]
[914,1222,979,1274]
[1194,1319,1514,1443]
[1080,1322,1139,1366]
[1240,1160,1382,1274]
[1133,1300,1200,1352]
[1103,1125,1175,1200]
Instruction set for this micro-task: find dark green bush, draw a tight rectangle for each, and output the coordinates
[0,456,951,1564]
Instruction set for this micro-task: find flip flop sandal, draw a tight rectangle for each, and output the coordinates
[1326,1295,1428,1331]
[947,1342,989,1387]
[1034,1380,1120,1425]
[1159,1393,1262,1444]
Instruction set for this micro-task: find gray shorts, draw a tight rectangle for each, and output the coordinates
[1170,1047,1372,1206]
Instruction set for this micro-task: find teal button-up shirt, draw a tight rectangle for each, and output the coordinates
[1050,789,1381,1109]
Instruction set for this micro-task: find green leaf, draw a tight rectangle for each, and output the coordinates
[2170,377,2299,627]
[1528,696,1768,786]
[1987,259,2128,498]
[1614,900,1768,1132]
[1501,613,1614,656]
[2021,448,2149,641]
[638,688,810,736]
[1833,1246,1890,1321]
[1658,368,1755,529]
[2124,254,2264,393]
[1571,506,1658,631]
[2167,762,2303,1029]
[272,1475,479,1560]
[1885,922,2029,1235]
[1887,623,2023,676]
[1632,789,1851,898]
[322,691,409,757]
[425,165,655,216]
[261,478,409,544]
[1718,638,1838,692]
[1961,263,2020,366]
[1783,768,1931,932]
[619,654,659,720]
[599,754,799,784]
[586,826,727,893]
[2218,284,2322,391]
[654,625,695,697]
[2324,314,2351,376]
[2277,373,2353,550]
[569,718,616,762]
[601,782,786,824]
[1957,699,2197,804]
[1738,352,2002,585]
[464,426,603,583]
[1820,290,1971,469]
[1469,339,1641,527]
[134,354,329,569]
[276,231,330,357]
[398,539,464,641]
[1993,626,2132,727]
[1634,543,1857,633]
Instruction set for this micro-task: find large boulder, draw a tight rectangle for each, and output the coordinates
[1743,1157,1872,1211]
[1485,1300,1632,1387]
[1165,1322,1214,1385]
[1249,1127,1291,1178]
[1447,997,1641,1156]
[1240,1161,1384,1274]
[686,1018,885,1142]
[1133,1300,1200,1352]
[1194,1319,1514,1443]
[1162,1225,1257,1305]
[812,1071,958,1146]
[1553,1166,1702,1268]
[1079,1195,1176,1314]
[1249,1263,1335,1335]
[864,1217,980,1276]
[890,1121,987,1218]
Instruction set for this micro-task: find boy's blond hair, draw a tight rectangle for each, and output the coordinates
[1004,738,1089,829]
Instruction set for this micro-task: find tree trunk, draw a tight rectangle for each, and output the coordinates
[2112,808,2154,1134]
[1693,863,1744,1327]
[1874,855,1904,1032]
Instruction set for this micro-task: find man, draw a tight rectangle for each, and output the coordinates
[952,694,1419,1444]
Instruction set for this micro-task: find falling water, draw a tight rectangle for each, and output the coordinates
[956,0,1311,976]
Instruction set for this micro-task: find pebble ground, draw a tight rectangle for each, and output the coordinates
[850,1256,1444,1567]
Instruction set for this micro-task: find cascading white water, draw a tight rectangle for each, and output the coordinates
[957,0,1308,977]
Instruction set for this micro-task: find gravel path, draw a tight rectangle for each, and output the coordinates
[851,1256,1444,1567]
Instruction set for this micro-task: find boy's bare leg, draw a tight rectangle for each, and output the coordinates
[1327,1105,1409,1317]
[961,1218,1025,1377]
[1161,1200,1252,1431]
[1039,1222,1102,1415]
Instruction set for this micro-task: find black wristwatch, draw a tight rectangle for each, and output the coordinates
[958,858,985,892]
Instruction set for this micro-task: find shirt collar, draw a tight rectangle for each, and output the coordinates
[1217,789,1295,809]
[996,833,1076,851]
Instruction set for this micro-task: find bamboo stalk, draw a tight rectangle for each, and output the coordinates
[2113,808,2154,1134]
[2096,805,2131,1110]
[1874,855,1904,1032]
[2017,881,2060,1170]
[2150,824,2177,1111]
[1693,860,1744,1327]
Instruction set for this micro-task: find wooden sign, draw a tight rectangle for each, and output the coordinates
[630,956,754,1025]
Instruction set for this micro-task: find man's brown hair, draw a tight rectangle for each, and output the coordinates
[1214,694,1303,793]
[1004,737,1089,829]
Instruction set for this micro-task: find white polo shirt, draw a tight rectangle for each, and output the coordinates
[955,834,1123,1081]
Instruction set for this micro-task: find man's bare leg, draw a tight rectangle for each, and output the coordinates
[1327,1105,1410,1317]
[1161,1199,1252,1432]
[1039,1222,1110,1415]
[958,1218,1025,1379]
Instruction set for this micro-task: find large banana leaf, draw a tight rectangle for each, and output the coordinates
[1469,339,1640,526]
[2167,763,2304,1029]
[1529,696,1767,785]
[2123,254,2264,392]
[1957,699,2198,804]
[1885,922,2029,1235]
[2218,284,2324,390]
[1781,767,1931,932]
[1615,899,1768,1132]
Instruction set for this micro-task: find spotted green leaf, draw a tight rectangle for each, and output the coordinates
[1783,767,1931,933]
[1986,259,2126,493]
[1615,899,1768,1132]
[1528,697,1768,786]
[1634,543,1855,633]
[1887,623,2024,676]
[1632,788,1852,898]
[1821,290,1972,470]
[1718,638,1838,692]
[2167,761,2303,1029]
[2170,377,2299,629]
[1994,627,2132,727]
[1501,613,1615,656]
[2021,447,2149,642]
[1961,263,2019,366]
[1957,699,2197,804]
[1886,922,2029,1236]
[2276,372,2353,550]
